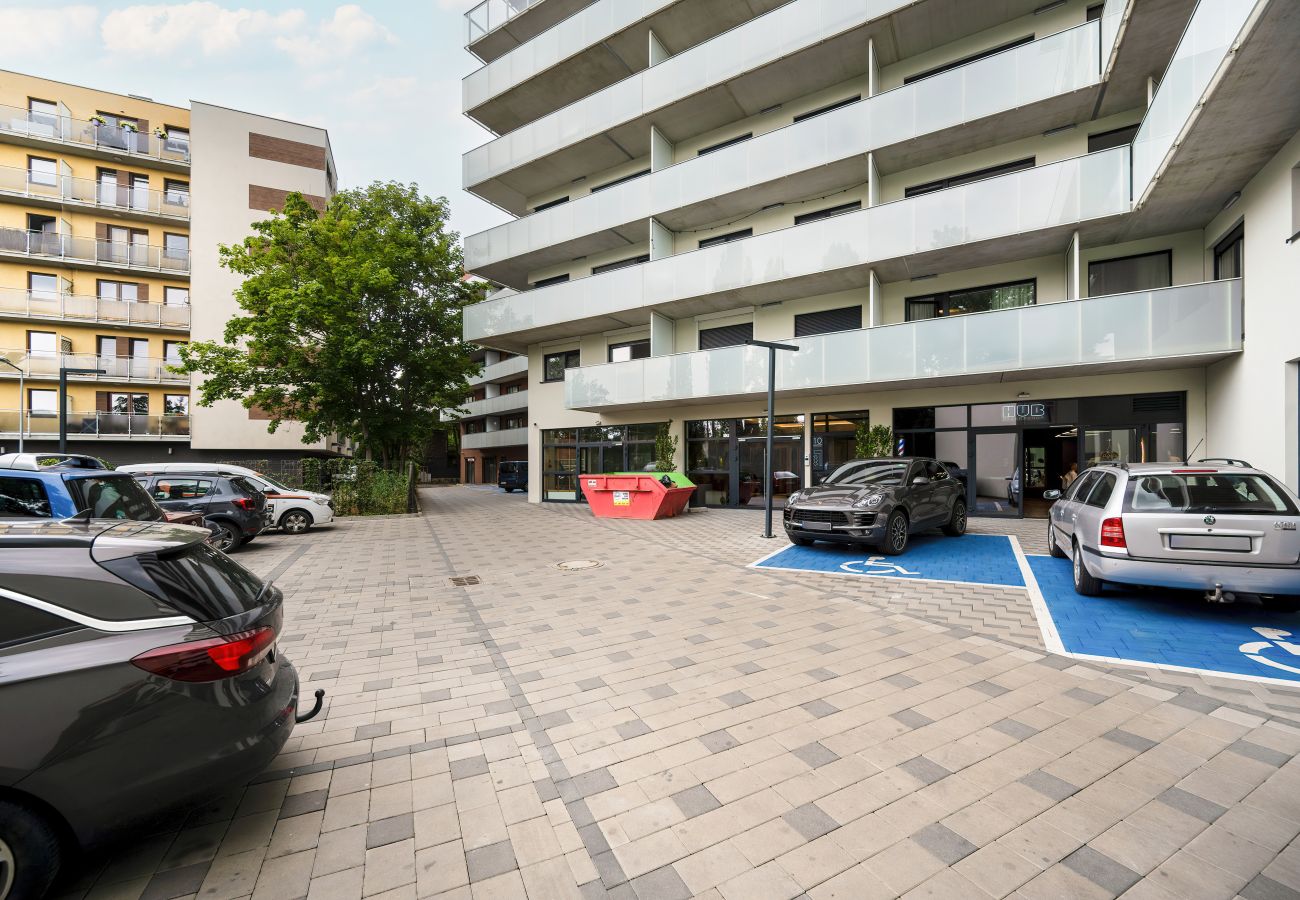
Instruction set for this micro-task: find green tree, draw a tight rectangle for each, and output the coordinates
[855,423,896,458]
[653,420,679,472]
[176,183,483,466]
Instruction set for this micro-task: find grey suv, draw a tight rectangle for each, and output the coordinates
[783,458,967,554]
[1046,459,1300,608]
[134,473,267,552]
[0,520,313,899]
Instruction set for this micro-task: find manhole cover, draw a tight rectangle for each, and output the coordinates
[450,575,482,586]
[555,559,602,571]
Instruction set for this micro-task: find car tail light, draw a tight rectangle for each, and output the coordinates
[131,626,276,682]
[232,496,255,511]
[1100,517,1127,549]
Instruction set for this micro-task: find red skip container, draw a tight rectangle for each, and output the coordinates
[580,473,696,520]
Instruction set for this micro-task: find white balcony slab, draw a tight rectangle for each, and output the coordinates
[463,427,530,450]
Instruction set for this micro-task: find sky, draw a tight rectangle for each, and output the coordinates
[0,0,511,243]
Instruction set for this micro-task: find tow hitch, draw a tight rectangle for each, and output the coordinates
[297,689,325,723]
[1205,583,1236,604]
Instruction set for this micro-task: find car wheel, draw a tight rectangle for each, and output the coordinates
[1261,596,1300,614]
[0,799,62,900]
[942,500,967,537]
[279,509,313,534]
[1048,522,1067,558]
[1072,542,1103,596]
[880,511,909,556]
[213,522,242,553]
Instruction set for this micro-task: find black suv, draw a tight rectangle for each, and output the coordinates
[498,460,527,493]
[134,473,267,552]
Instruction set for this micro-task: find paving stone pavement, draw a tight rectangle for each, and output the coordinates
[55,487,1300,900]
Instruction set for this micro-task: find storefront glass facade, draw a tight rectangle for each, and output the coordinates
[541,424,662,501]
[810,411,870,484]
[687,416,805,508]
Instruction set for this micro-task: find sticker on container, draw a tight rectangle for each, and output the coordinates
[613,491,631,506]
[587,479,597,487]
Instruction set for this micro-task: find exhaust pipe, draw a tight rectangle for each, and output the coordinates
[1204,584,1235,604]
[296,689,325,723]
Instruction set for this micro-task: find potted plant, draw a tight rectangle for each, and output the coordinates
[88,115,106,126]
[153,127,168,139]
[120,122,137,133]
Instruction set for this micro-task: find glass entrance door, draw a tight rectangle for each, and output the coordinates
[971,430,1021,516]
[1084,428,1139,468]
[737,437,803,508]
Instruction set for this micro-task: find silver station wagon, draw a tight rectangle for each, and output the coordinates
[1045,460,1300,610]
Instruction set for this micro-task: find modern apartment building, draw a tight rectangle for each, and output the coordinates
[457,345,530,484]
[0,71,344,464]
[459,0,1299,518]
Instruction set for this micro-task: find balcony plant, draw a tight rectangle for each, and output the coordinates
[120,122,138,133]
[153,128,168,139]
[88,115,106,126]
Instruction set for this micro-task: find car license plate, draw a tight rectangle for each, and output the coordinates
[1169,534,1252,552]
[804,521,833,531]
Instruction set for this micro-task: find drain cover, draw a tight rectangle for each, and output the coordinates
[555,559,602,571]
[450,575,481,586]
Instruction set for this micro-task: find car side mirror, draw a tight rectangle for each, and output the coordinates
[911,476,930,485]
[1043,490,1061,501]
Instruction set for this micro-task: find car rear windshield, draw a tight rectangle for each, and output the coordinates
[229,475,264,498]
[500,463,525,474]
[826,460,910,486]
[71,475,164,521]
[1127,473,1298,515]
[103,542,269,621]
[0,476,51,518]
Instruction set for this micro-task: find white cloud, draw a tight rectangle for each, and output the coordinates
[0,5,99,60]
[101,2,305,57]
[273,5,396,68]
[345,75,419,107]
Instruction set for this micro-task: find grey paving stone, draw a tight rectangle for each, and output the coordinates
[577,677,607,691]
[645,684,677,700]
[801,699,839,718]
[579,823,611,855]
[810,642,839,654]
[355,722,392,740]
[279,789,328,820]
[745,638,771,649]
[878,646,907,659]
[1158,786,1227,823]
[792,742,840,769]
[783,802,839,841]
[701,617,724,625]
[719,690,753,708]
[1103,728,1158,753]
[593,850,628,889]
[450,755,489,780]
[699,730,740,753]
[616,719,652,740]
[140,862,210,900]
[913,823,978,864]
[564,767,618,800]
[1062,845,1141,895]
[812,622,835,632]
[955,651,986,664]
[1228,740,1291,767]
[671,785,722,819]
[1240,873,1297,900]
[668,656,696,669]
[891,709,934,729]
[465,839,518,883]
[534,778,560,803]
[538,711,573,729]
[362,679,392,692]
[421,688,451,703]
[899,756,950,786]
[1169,691,1220,713]
[366,813,414,849]
[734,661,764,675]
[630,865,692,900]
[884,673,920,689]
[1020,770,1080,802]
[608,651,634,662]
[971,680,1010,697]
[1065,687,1107,705]
[553,647,577,657]
[806,667,839,682]
[992,718,1038,740]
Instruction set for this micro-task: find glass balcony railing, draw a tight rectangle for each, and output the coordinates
[469,354,529,385]
[459,391,530,419]
[1131,0,1253,197]
[465,19,1102,272]
[466,0,546,45]
[0,104,190,164]
[0,351,188,383]
[462,426,530,450]
[0,228,190,273]
[565,279,1243,409]
[0,410,191,437]
[0,164,190,219]
[465,147,1131,344]
[0,287,190,329]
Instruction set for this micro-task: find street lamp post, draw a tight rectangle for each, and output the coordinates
[745,339,799,539]
[0,357,24,453]
[59,367,105,453]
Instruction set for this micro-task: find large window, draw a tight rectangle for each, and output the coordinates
[109,393,149,415]
[590,169,650,193]
[98,280,140,302]
[27,156,56,187]
[698,322,753,350]
[1088,250,1171,295]
[1088,124,1139,153]
[542,349,580,382]
[28,388,57,416]
[164,179,190,207]
[608,339,650,362]
[531,273,569,289]
[794,306,862,337]
[905,158,1035,198]
[687,417,804,508]
[794,201,861,226]
[592,255,649,276]
[27,98,57,129]
[163,233,189,261]
[164,286,189,306]
[698,229,752,250]
[698,133,752,156]
[811,411,869,484]
[27,330,56,357]
[1213,224,1243,280]
[541,424,663,502]
[793,96,861,124]
[27,273,58,300]
[905,279,1036,321]
[164,394,189,415]
[902,36,1034,85]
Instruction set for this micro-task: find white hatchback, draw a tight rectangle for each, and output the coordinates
[117,462,334,534]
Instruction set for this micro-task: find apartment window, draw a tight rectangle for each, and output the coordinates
[95,113,140,152]
[98,336,117,358]
[794,306,863,337]
[503,383,523,394]
[164,341,185,365]
[532,196,569,213]
[109,393,149,415]
[97,280,140,302]
[27,156,56,187]
[163,233,189,260]
[27,273,58,300]
[164,394,189,415]
[905,279,1037,321]
[163,126,189,156]
[27,98,57,129]
[28,388,57,417]
[164,286,189,306]
[164,180,189,207]
[697,133,753,156]
[608,339,650,363]
[463,420,486,435]
[699,322,753,350]
[531,273,569,289]
[792,96,861,124]
[503,414,527,430]
[27,331,56,357]
[698,228,752,250]
[542,349,580,382]
[905,158,1036,197]
[28,213,56,234]
[1087,250,1171,295]
[1088,124,1139,153]
[592,254,649,275]
[794,201,861,226]
[590,169,650,193]
[1213,224,1244,280]
[903,36,1035,85]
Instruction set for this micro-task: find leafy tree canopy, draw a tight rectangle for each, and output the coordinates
[177,182,484,465]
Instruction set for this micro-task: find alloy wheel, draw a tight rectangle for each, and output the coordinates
[1073,544,1082,586]
[889,516,908,552]
[954,504,967,534]
[282,512,309,534]
[0,837,15,900]
[216,526,237,552]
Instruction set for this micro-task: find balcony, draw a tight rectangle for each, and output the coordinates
[0,229,190,276]
[460,391,529,419]
[465,147,1132,351]
[466,0,595,62]
[0,104,190,170]
[0,165,190,222]
[466,20,1105,286]
[469,354,529,385]
[0,287,189,331]
[0,410,190,439]
[462,426,529,450]
[565,279,1243,411]
[0,352,188,384]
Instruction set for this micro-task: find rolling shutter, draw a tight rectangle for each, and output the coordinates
[794,306,863,337]
[699,322,753,350]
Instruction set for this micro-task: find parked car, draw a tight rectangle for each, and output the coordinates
[1045,460,1300,608]
[940,460,968,487]
[783,457,967,554]
[118,463,333,534]
[0,519,317,900]
[739,471,802,504]
[0,453,167,523]
[132,472,267,552]
[498,460,528,493]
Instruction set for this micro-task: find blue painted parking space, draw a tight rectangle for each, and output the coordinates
[751,534,1026,588]
[1028,555,1300,684]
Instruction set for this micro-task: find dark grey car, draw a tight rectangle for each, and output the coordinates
[134,473,267,552]
[783,458,967,554]
[0,520,310,899]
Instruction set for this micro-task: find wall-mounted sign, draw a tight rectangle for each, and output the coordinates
[1002,403,1048,422]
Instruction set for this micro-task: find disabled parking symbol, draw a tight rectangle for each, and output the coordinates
[1240,627,1300,677]
[839,557,920,577]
